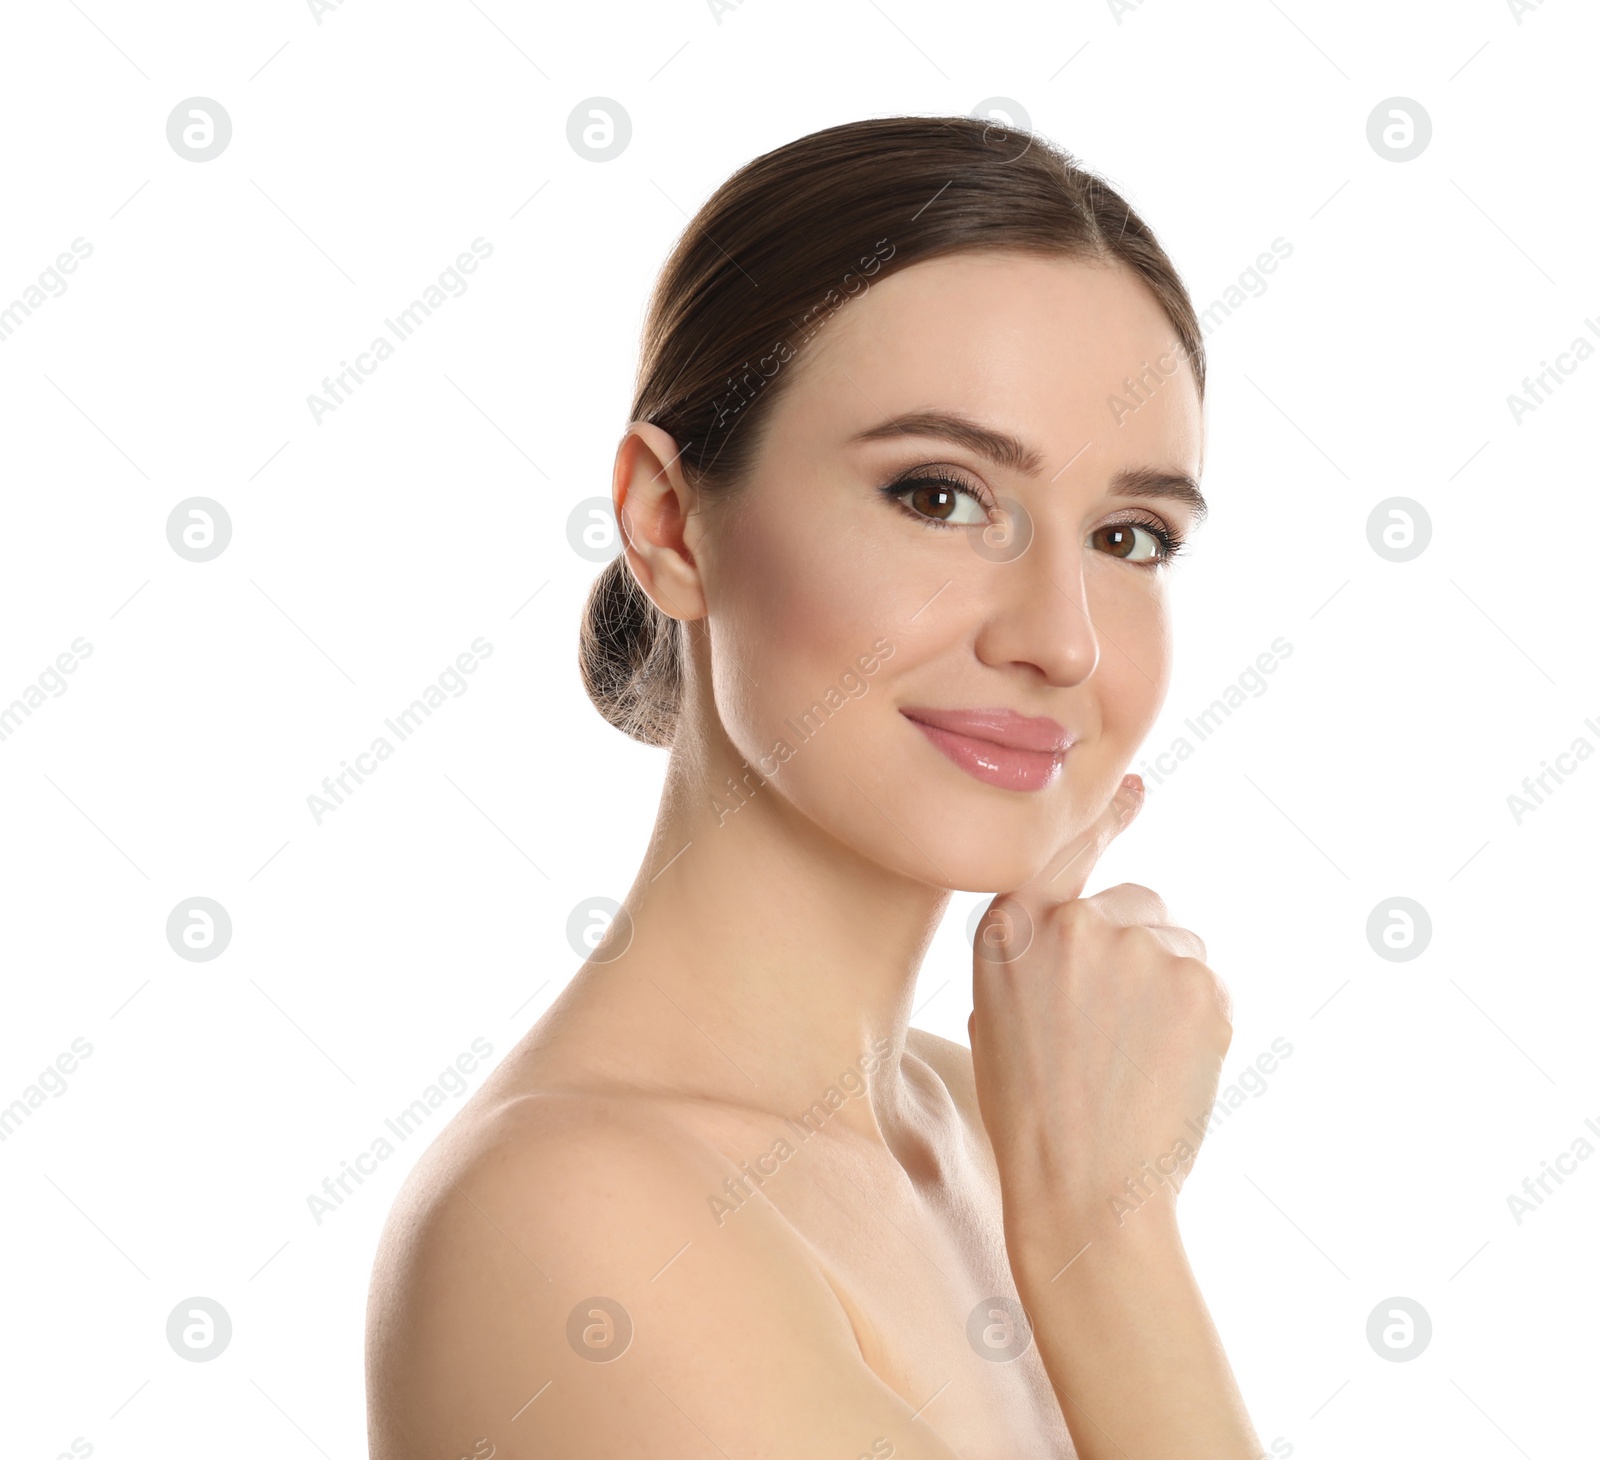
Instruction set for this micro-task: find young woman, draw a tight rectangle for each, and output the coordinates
[367,115,1263,1459]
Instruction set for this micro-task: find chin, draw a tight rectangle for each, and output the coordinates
[784,746,1100,896]
[949,828,1082,894]
[830,781,1091,894]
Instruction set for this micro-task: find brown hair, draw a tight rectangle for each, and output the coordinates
[579,114,1205,748]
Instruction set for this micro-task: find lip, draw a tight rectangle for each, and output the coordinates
[899,706,1075,792]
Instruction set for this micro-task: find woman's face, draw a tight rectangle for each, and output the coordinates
[689,250,1205,892]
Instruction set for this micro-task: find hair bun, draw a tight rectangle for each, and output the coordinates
[578,552,682,747]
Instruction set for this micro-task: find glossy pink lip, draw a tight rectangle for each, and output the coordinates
[899,706,1075,792]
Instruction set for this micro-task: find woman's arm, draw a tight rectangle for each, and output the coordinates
[969,773,1264,1458]
[1006,1205,1262,1459]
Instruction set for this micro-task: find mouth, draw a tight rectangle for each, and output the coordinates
[899,706,1074,793]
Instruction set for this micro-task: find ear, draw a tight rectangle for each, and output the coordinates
[612,421,707,623]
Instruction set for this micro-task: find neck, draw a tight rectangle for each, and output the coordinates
[563,730,954,1133]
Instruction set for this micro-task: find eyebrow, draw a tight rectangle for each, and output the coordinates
[849,409,1208,524]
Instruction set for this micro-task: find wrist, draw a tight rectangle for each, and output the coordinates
[1004,1181,1187,1294]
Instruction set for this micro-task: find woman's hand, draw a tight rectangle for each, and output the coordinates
[965,780,1264,1459]
[967,773,1234,1255]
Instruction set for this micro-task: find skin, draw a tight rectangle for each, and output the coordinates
[366,251,1262,1459]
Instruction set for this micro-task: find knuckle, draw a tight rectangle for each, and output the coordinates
[1121,924,1169,968]
[1212,972,1235,1029]
[1116,920,1169,958]
[1174,958,1233,1038]
[1168,925,1207,961]
[1051,897,1103,942]
[1172,955,1219,1003]
[1103,880,1170,923]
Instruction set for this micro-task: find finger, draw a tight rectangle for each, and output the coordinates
[1144,924,1207,961]
[1083,885,1204,959]
[972,774,1144,969]
[1083,882,1169,928]
[1021,773,1145,908]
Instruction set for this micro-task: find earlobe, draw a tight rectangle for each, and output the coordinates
[613,422,707,624]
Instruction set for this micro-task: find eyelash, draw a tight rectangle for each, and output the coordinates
[877,467,1190,567]
[878,466,987,516]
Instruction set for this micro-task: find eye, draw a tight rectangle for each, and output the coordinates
[878,467,994,529]
[1092,518,1187,566]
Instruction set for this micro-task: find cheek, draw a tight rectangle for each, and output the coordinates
[709,499,895,755]
[1088,574,1173,740]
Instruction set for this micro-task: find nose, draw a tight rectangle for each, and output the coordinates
[973,530,1101,687]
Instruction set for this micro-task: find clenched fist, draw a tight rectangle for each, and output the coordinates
[968,774,1234,1254]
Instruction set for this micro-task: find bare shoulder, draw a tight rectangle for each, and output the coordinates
[365,1088,963,1460]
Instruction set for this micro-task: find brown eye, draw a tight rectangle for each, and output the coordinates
[881,473,991,528]
[1092,521,1173,563]
[909,484,967,522]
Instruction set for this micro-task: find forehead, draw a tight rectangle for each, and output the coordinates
[776,250,1203,477]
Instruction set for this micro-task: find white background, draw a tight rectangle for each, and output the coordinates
[2,1,1596,1456]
